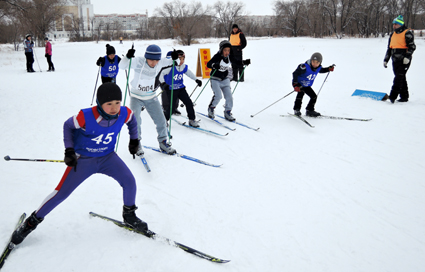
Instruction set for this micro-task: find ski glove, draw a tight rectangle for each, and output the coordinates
[171,50,179,60]
[64,148,78,171]
[160,82,170,91]
[328,65,335,72]
[96,57,105,66]
[212,63,221,70]
[403,57,410,65]
[30,41,34,45]
[243,59,251,66]
[383,61,388,68]
[126,48,135,58]
[293,82,301,92]
[195,79,202,87]
[45,53,48,58]
[128,139,139,159]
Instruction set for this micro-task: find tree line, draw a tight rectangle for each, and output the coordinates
[1,0,425,47]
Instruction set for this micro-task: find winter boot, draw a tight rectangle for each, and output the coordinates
[306,110,321,117]
[159,140,176,155]
[189,119,200,128]
[11,211,43,245]
[208,107,215,119]
[123,205,148,233]
[224,110,236,122]
[294,110,301,116]
[397,98,408,102]
[136,140,144,156]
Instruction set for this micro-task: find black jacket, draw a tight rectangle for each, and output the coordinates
[384,25,416,62]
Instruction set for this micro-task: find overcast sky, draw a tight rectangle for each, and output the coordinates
[90,0,275,16]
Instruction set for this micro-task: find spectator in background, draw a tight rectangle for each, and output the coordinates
[44,38,55,72]
[383,15,416,103]
[24,34,35,73]
[229,24,247,82]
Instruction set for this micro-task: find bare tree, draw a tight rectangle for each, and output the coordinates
[213,1,246,37]
[12,0,66,45]
[274,0,305,37]
[156,0,210,45]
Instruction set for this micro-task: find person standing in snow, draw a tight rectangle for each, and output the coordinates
[206,40,250,121]
[383,15,416,103]
[44,37,55,72]
[11,83,149,246]
[119,44,178,155]
[292,52,335,117]
[159,49,202,127]
[96,44,121,83]
[23,34,35,73]
[229,24,247,82]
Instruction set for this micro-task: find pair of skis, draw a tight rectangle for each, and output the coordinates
[197,112,260,131]
[283,113,372,128]
[0,212,229,270]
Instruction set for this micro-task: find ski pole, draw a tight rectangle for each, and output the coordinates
[168,60,175,142]
[33,47,42,72]
[180,85,198,107]
[4,155,64,163]
[232,65,246,95]
[115,43,134,153]
[193,69,217,105]
[90,66,101,106]
[250,91,295,118]
[317,64,335,97]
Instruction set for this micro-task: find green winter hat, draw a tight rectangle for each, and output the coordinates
[393,15,404,26]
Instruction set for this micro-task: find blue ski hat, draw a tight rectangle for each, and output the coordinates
[393,15,404,26]
[145,44,161,60]
[166,51,172,59]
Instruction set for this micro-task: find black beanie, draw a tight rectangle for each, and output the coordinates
[106,44,116,55]
[232,24,239,29]
[97,83,122,105]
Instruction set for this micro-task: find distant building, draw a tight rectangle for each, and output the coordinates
[94,12,148,35]
[50,0,94,39]
[48,0,147,40]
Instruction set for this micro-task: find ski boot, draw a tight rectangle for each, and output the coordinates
[189,119,200,128]
[208,107,215,119]
[306,110,321,117]
[159,140,176,155]
[123,205,148,233]
[11,211,43,245]
[224,110,236,121]
[294,110,301,116]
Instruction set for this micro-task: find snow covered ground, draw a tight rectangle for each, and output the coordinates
[0,36,424,272]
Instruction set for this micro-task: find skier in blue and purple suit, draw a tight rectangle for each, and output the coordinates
[11,82,149,246]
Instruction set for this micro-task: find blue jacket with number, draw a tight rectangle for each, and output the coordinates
[292,60,331,87]
[101,55,121,78]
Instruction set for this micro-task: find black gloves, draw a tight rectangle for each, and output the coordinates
[195,79,202,87]
[128,139,139,159]
[160,82,170,91]
[243,59,251,66]
[64,148,78,170]
[30,41,34,45]
[126,48,135,58]
[96,57,105,66]
[45,53,48,58]
[212,63,221,69]
[171,50,179,60]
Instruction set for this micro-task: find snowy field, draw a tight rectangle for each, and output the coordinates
[0,36,424,272]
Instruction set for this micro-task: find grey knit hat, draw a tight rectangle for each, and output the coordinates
[311,52,323,63]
